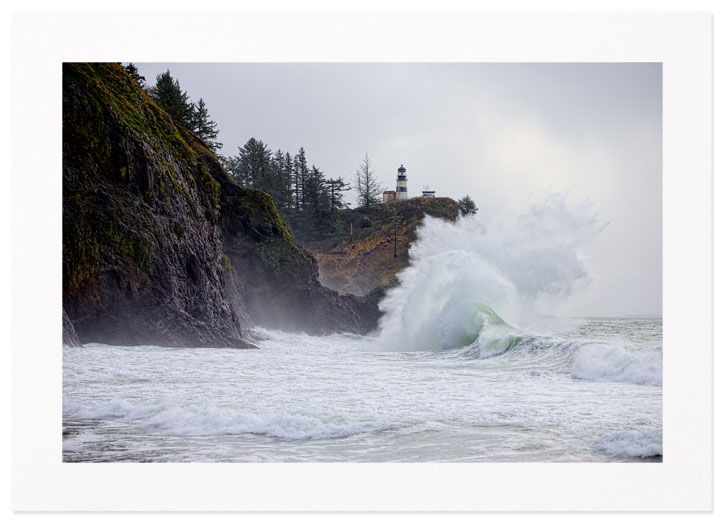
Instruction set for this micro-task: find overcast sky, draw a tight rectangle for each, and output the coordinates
[134,62,662,317]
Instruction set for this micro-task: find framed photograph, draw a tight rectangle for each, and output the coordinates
[11,10,712,512]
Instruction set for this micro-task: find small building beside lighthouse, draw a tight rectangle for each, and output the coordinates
[421,185,436,198]
[395,164,408,201]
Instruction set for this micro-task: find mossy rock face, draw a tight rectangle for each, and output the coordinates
[63,62,379,344]
[63,63,251,348]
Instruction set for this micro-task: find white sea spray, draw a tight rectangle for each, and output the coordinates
[376,194,604,351]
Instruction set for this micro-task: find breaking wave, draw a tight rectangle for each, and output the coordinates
[371,195,661,386]
[376,194,604,352]
[465,324,662,386]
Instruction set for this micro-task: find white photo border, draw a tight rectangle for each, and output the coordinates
[11,11,712,511]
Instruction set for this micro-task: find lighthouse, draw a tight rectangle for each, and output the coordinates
[395,164,408,200]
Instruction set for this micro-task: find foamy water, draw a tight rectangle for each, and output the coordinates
[63,318,662,462]
[63,198,662,462]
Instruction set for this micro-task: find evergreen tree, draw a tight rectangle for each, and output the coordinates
[219,154,241,181]
[304,165,330,229]
[354,153,383,211]
[222,139,349,240]
[190,98,222,152]
[293,148,309,213]
[267,149,293,213]
[123,63,145,88]
[327,177,350,218]
[283,152,294,212]
[457,194,479,216]
[234,138,271,189]
[148,69,194,129]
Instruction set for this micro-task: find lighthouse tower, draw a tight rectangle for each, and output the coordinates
[395,164,408,200]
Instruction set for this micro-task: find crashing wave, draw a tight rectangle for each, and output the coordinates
[376,195,604,352]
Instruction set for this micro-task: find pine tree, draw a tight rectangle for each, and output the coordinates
[190,98,222,152]
[283,151,294,212]
[327,177,350,218]
[148,69,194,129]
[457,194,479,216]
[219,154,241,181]
[234,138,271,189]
[293,148,309,213]
[304,165,330,228]
[354,153,383,211]
[123,63,145,88]
[263,149,291,213]
[222,139,348,239]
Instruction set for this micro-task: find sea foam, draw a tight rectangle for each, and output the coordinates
[63,400,389,440]
[376,195,603,351]
[572,344,662,386]
[596,429,663,458]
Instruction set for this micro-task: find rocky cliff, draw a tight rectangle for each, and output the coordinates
[191,133,379,335]
[305,198,460,296]
[63,63,378,346]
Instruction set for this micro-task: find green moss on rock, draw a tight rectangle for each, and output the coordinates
[63,62,249,348]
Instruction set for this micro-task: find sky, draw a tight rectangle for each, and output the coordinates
[134,62,662,317]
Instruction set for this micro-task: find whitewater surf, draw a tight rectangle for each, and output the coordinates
[63,197,662,462]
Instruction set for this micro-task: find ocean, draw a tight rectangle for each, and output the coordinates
[62,317,662,462]
[63,200,662,462]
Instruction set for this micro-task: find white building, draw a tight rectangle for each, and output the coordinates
[422,185,436,198]
[395,164,408,200]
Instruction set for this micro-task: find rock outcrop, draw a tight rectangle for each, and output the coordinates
[305,198,460,296]
[63,63,380,346]
[63,63,252,347]
[210,156,379,334]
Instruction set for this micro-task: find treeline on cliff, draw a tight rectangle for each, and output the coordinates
[128,64,351,242]
[63,63,380,348]
[124,64,222,153]
[130,64,479,235]
[131,64,479,248]
[220,141,350,241]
